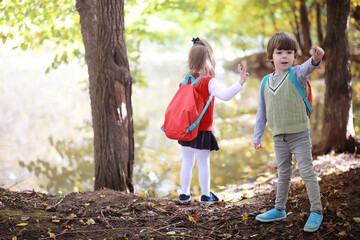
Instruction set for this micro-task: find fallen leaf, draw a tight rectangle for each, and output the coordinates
[52,219,60,223]
[144,202,156,208]
[188,216,195,222]
[338,231,346,236]
[337,211,346,220]
[5,188,11,193]
[21,216,30,221]
[38,193,44,197]
[159,208,167,213]
[86,218,95,225]
[159,201,167,206]
[69,213,77,218]
[193,214,200,221]
[325,223,336,232]
[76,196,83,199]
[12,236,17,240]
[218,201,226,205]
[16,223,28,227]
[353,217,360,223]
[138,193,145,197]
[48,232,55,238]
[62,223,71,229]
[242,214,249,220]
[258,207,267,213]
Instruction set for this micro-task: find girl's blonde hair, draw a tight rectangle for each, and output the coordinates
[187,38,215,78]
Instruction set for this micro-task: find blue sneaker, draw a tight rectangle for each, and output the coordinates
[255,208,287,222]
[178,193,191,203]
[304,212,323,232]
[201,192,219,204]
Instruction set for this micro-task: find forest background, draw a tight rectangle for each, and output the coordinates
[0,0,360,199]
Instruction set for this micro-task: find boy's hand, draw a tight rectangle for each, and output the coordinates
[312,46,325,65]
[238,64,249,86]
[254,143,264,150]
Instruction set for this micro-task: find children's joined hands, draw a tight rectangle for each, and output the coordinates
[237,64,249,86]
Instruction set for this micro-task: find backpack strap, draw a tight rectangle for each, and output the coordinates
[262,69,312,116]
[262,74,271,91]
[183,73,201,85]
[186,93,213,133]
[288,67,312,115]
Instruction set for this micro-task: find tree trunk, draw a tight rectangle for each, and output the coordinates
[299,0,312,57]
[289,1,302,51]
[95,0,134,192]
[75,0,101,188]
[313,0,360,155]
[77,0,134,192]
[315,0,324,47]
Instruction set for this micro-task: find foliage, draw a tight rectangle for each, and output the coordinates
[0,0,172,85]
[0,0,82,73]
[2,0,359,72]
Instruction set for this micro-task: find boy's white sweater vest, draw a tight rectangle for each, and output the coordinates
[264,70,310,136]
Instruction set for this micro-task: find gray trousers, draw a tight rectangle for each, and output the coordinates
[273,130,322,212]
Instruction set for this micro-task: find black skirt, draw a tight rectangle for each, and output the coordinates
[178,131,219,151]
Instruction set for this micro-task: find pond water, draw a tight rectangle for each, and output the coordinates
[0,44,337,199]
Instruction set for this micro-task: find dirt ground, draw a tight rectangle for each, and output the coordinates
[0,153,359,240]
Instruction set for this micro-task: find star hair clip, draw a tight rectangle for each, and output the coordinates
[192,37,200,44]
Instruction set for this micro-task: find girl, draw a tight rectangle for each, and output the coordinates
[178,37,248,204]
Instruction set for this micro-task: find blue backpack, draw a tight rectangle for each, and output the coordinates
[262,67,313,117]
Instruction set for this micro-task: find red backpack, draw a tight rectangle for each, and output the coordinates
[161,74,213,141]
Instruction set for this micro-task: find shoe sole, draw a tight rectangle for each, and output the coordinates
[200,201,218,204]
[255,215,287,222]
[303,227,319,232]
[179,199,191,203]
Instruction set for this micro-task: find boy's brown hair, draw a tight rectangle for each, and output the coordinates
[267,32,298,62]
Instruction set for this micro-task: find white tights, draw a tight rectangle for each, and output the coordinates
[180,146,210,196]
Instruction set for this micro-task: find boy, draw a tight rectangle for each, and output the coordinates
[253,32,325,232]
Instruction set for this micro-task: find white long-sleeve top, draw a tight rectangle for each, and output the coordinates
[208,78,243,100]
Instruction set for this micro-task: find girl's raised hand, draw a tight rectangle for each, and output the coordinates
[238,64,249,86]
